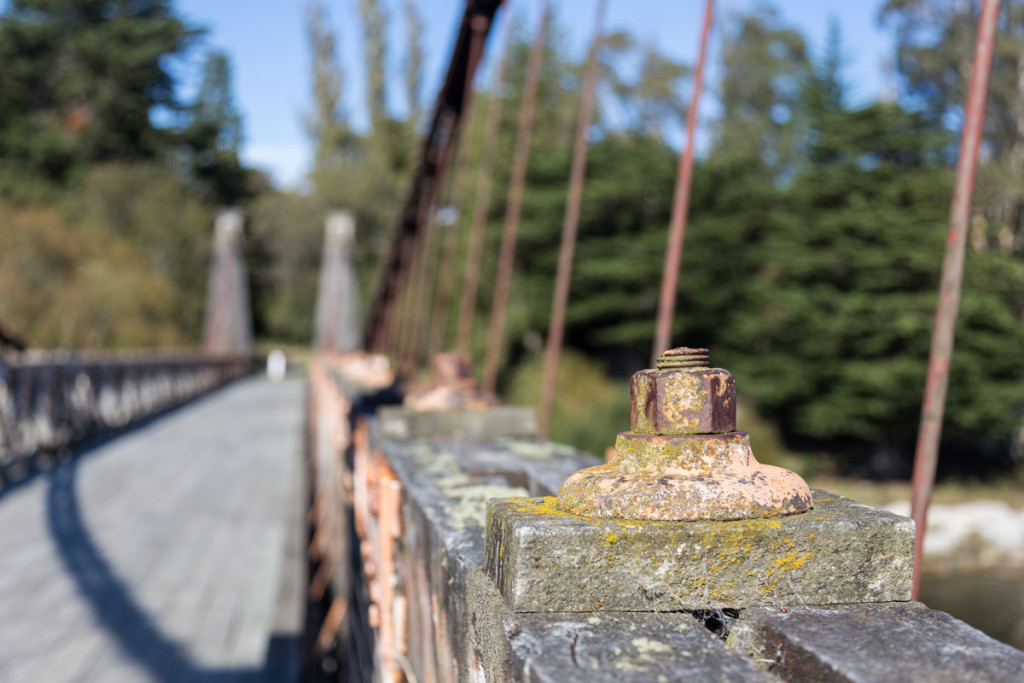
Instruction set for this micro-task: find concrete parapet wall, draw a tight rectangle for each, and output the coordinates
[309,357,1024,682]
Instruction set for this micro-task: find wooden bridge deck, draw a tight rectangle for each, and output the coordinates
[0,376,307,683]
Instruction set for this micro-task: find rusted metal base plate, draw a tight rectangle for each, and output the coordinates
[557,432,813,521]
[485,490,913,612]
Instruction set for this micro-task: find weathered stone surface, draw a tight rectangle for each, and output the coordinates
[487,490,913,612]
[378,405,537,441]
[379,436,598,680]
[728,602,1024,682]
[508,612,778,682]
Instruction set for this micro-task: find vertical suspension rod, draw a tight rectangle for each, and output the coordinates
[481,3,549,393]
[910,0,1000,599]
[651,0,713,366]
[381,236,415,357]
[538,0,605,440]
[428,16,491,358]
[364,0,504,351]
[455,17,514,355]
[404,114,458,374]
[396,224,428,367]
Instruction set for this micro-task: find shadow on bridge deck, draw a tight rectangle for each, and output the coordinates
[0,376,307,683]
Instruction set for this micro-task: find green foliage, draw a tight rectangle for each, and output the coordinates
[715,5,808,179]
[720,40,1024,463]
[0,200,184,348]
[0,0,257,348]
[879,0,1024,252]
[598,31,690,140]
[246,191,328,343]
[0,0,200,188]
[504,350,631,458]
[305,2,350,170]
[71,162,214,339]
[179,50,250,204]
[305,0,421,313]
[358,0,389,132]
[502,7,1024,471]
[401,0,424,131]
[515,133,676,353]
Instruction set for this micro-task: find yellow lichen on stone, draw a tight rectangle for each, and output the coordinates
[775,551,812,571]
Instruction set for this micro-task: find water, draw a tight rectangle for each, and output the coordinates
[920,567,1024,651]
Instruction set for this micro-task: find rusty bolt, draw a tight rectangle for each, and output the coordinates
[557,347,813,521]
[631,348,735,436]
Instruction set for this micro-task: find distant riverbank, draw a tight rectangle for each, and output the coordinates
[884,499,1024,568]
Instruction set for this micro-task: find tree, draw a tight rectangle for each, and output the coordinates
[73,162,214,338]
[247,190,328,342]
[181,50,249,204]
[597,32,690,141]
[515,133,678,360]
[358,0,389,132]
[0,0,200,188]
[0,201,186,348]
[714,5,808,181]
[402,0,425,132]
[302,0,421,313]
[460,10,696,373]
[660,7,808,369]
[728,34,1024,473]
[306,1,354,171]
[879,0,1024,254]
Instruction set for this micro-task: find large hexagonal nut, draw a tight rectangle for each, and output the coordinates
[630,367,735,435]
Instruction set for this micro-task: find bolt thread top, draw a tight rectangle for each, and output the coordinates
[656,347,709,370]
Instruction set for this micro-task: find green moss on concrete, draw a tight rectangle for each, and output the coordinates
[486,491,914,612]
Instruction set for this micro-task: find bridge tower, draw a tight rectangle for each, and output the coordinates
[202,208,253,354]
[313,211,362,352]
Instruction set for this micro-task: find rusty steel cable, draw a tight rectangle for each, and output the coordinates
[537,0,605,440]
[427,167,464,359]
[651,0,713,366]
[415,113,464,368]
[910,0,1000,599]
[396,228,428,366]
[364,0,504,350]
[405,164,446,372]
[481,3,549,393]
[455,16,515,356]
[425,158,462,359]
[403,118,461,373]
[428,17,491,359]
[423,19,487,360]
[381,236,415,357]
[407,151,454,371]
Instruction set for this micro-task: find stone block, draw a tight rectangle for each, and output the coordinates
[727,602,1024,682]
[486,490,913,612]
[508,612,776,682]
[377,405,537,441]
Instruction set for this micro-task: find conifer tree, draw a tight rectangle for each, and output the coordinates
[0,0,199,187]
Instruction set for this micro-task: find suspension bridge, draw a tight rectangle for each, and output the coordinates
[1,0,1023,681]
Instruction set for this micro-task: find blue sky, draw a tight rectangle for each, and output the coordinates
[167,1,895,188]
